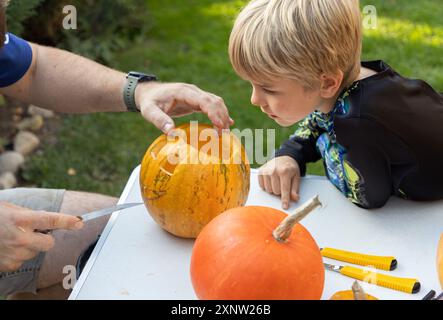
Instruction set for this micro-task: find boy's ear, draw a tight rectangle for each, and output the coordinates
[319,71,344,99]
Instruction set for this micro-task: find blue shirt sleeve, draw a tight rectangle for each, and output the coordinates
[0,33,33,88]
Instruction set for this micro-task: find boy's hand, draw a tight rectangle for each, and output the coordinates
[258,156,301,210]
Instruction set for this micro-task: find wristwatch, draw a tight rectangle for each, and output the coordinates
[123,71,158,112]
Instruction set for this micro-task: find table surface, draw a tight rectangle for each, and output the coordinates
[69,166,443,300]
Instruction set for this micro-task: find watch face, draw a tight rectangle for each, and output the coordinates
[128,71,157,82]
[140,75,157,82]
[128,71,143,79]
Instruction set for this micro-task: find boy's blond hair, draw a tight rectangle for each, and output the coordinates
[229,0,362,90]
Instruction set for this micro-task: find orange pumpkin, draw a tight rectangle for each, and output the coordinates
[190,196,324,300]
[330,281,378,300]
[438,234,443,289]
[329,290,378,300]
[140,123,250,238]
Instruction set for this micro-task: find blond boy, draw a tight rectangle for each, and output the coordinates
[229,0,443,209]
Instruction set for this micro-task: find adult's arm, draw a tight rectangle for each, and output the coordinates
[0,43,233,132]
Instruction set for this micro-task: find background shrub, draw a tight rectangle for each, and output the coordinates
[6,0,149,64]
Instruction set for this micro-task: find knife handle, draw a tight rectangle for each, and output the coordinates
[321,247,397,271]
[340,266,421,294]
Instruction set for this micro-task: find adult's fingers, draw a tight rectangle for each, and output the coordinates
[12,247,41,262]
[199,93,231,129]
[29,211,83,231]
[179,86,232,129]
[0,259,24,272]
[142,103,175,133]
[26,232,56,252]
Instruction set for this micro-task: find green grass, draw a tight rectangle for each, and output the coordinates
[23,0,443,197]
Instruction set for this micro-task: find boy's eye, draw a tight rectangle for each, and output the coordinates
[262,88,278,95]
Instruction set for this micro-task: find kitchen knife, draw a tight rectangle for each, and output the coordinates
[78,202,143,222]
[34,202,143,234]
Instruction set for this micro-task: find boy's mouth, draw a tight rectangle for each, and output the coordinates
[261,107,279,119]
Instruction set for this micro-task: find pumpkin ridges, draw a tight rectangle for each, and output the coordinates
[140,123,250,238]
[154,163,202,236]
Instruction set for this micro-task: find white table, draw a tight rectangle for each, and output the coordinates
[70,166,443,300]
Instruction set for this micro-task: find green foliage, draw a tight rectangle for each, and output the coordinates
[60,0,151,63]
[6,0,149,64]
[5,0,44,35]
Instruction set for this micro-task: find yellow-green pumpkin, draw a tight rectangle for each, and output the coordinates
[140,123,250,238]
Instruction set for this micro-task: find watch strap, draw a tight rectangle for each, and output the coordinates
[123,72,157,112]
[123,73,139,112]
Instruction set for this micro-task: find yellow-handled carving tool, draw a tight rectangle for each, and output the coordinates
[321,247,397,271]
[324,263,421,294]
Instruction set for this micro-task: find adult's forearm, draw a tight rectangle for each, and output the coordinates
[1,42,233,132]
[27,43,127,113]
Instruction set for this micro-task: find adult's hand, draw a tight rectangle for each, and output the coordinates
[0,201,83,272]
[135,82,234,133]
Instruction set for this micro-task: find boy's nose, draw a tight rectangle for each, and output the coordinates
[250,89,263,107]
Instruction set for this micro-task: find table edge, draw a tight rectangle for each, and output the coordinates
[69,164,141,300]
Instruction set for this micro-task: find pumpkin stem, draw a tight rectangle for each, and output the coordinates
[352,281,367,300]
[272,195,322,243]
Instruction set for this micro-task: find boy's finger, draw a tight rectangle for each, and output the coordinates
[280,176,291,210]
[263,175,273,194]
[30,211,83,231]
[271,175,281,195]
[290,176,300,201]
[258,174,265,190]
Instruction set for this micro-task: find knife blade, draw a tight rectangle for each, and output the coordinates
[324,262,421,294]
[34,202,144,234]
[78,202,143,222]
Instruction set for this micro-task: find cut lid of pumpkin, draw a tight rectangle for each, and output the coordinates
[154,140,220,177]
[153,128,246,172]
[155,141,188,176]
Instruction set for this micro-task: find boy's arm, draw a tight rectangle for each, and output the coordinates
[342,142,392,209]
[274,113,324,176]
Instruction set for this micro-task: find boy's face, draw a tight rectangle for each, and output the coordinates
[248,77,321,127]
